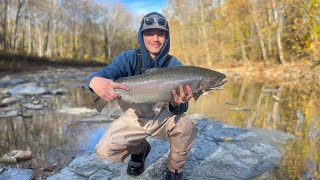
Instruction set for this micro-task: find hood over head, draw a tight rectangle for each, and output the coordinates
[137,12,170,68]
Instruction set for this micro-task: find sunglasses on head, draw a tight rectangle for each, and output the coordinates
[144,17,167,26]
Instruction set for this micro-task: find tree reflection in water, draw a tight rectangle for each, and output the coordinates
[189,78,320,179]
[0,88,107,176]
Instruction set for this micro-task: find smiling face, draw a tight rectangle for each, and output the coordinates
[143,29,167,59]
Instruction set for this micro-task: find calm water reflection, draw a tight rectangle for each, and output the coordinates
[0,87,107,174]
[189,78,320,179]
[0,75,319,179]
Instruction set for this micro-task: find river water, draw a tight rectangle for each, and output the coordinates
[0,67,319,179]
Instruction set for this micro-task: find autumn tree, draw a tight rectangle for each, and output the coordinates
[13,0,25,51]
[2,0,9,50]
[100,3,133,61]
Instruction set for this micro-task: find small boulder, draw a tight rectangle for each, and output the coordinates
[23,103,44,110]
[0,150,33,163]
[9,82,46,95]
[0,97,17,107]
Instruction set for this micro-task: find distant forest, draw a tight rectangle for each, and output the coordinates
[0,0,319,66]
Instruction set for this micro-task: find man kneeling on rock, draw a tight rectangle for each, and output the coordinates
[86,12,199,180]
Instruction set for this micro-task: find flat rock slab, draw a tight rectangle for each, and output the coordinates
[0,168,34,180]
[9,82,46,95]
[49,115,294,180]
[58,107,97,116]
[78,115,114,123]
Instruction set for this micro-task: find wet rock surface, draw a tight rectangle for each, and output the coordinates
[48,115,293,180]
[0,68,90,119]
[9,82,47,95]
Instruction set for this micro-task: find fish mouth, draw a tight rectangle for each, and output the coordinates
[209,78,227,90]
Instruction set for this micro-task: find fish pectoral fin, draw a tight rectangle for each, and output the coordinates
[153,102,165,115]
[90,92,107,113]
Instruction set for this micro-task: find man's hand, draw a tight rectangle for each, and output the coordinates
[170,85,193,108]
[89,77,129,102]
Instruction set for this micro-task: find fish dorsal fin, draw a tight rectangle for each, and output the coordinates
[143,68,160,74]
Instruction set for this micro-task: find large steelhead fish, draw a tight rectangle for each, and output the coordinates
[91,66,227,112]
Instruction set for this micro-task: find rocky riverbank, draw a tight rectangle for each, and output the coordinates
[48,114,293,180]
[0,114,294,180]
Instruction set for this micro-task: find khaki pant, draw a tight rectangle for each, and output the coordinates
[95,107,198,172]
